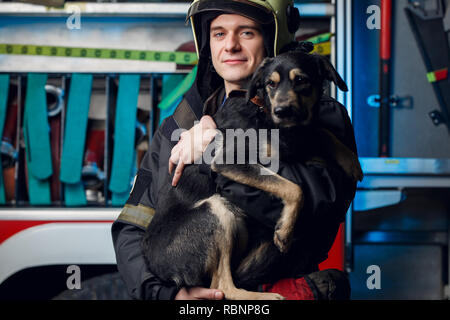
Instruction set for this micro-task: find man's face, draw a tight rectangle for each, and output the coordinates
[209,14,266,93]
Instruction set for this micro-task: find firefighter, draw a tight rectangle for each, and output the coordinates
[112,0,356,300]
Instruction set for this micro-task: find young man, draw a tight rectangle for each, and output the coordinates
[112,0,356,300]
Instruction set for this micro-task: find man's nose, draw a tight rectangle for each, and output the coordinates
[224,33,241,52]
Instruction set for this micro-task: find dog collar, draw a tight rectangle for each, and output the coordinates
[250,96,268,113]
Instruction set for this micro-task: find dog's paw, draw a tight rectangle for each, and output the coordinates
[354,164,364,182]
[341,155,364,182]
[351,158,364,182]
[268,293,286,300]
[244,292,286,300]
[274,223,293,253]
[256,292,286,300]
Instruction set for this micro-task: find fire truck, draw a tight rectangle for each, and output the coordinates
[0,208,131,299]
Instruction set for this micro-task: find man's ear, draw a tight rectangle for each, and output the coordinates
[246,57,275,101]
[315,54,348,92]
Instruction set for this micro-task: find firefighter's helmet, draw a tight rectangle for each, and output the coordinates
[186,0,301,57]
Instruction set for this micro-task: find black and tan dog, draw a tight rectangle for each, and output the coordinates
[142,49,363,300]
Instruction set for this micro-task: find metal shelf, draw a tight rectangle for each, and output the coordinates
[0,2,335,18]
[0,207,121,221]
[358,157,450,189]
[360,157,450,175]
[0,2,191,18]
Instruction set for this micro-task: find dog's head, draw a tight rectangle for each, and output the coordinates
[247,51,348,128]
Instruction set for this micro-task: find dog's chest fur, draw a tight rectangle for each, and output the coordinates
[213,94,317,163]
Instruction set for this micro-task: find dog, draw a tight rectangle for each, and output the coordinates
[142,49,363,300]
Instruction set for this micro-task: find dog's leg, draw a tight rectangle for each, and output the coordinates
[315,128,363,182]
[212,160,303,253]
[233,241,282,287]
[210,243,285,300]
[200,195,284,300]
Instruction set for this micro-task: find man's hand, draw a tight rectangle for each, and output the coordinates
[175,287,224,300]
[169,115,217,186]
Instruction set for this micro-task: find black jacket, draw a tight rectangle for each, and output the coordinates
[111,77,358,300]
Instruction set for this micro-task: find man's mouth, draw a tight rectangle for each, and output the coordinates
[223,59,247,65]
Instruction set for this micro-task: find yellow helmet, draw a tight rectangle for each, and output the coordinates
[186,0,301,57]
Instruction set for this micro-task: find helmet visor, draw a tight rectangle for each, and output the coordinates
[187,0,275,25]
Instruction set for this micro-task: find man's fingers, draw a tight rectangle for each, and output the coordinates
[213,290,224,300]
[192,288,224,300]
[175,287,224,300]
[169,138,183,173]
[172,161,185,186]
[169,150,180,174]
[168,160,175,175]
[168,118,217,181]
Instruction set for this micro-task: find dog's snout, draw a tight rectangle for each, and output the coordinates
[274,107,293,119]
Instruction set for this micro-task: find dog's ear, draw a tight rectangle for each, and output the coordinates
[280,41,314,54]
[246,57,275,101]
[316,54,348,92]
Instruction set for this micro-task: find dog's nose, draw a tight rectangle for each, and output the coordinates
[274,107,293,118]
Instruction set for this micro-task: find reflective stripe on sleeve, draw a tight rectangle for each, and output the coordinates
[117,204,155,229]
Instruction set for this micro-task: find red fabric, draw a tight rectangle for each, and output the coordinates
[262,277,315,300]
[319,223,345,271]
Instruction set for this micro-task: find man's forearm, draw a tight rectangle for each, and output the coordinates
[111,220,178,300]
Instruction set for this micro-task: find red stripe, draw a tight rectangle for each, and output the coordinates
[0,220,114,244]
[434,69,448,81]
[380,0,392,60]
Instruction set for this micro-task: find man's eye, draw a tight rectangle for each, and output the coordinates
[241,31,254,37]
[213,32,225,38]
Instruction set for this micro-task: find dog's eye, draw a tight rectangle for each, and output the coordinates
[293,76,308,85]
[267,80,277,88]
